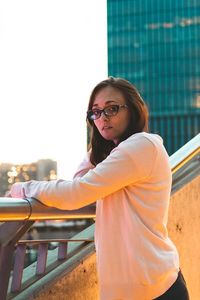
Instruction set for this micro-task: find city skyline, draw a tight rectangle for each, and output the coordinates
[0,158,57,196]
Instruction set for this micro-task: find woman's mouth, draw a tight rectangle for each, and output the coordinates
[102,126,112,130]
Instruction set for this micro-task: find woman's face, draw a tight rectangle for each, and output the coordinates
[92,86,131,144]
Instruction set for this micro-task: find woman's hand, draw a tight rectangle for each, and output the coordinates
[5,182,25,198]
[4,190,12,197]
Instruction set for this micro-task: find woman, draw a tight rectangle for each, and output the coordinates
[10,77,189,299]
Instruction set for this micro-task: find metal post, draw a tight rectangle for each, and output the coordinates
[11,243,27,292]
[58,242,68,260]
[0,221,34,300]
[36,243,48,275]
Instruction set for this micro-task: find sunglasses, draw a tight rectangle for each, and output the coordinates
[87,104,128,121]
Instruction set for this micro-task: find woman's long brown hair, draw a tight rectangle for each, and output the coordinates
[87,77,149,166]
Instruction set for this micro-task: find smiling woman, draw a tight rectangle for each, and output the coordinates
[0,0,107,178]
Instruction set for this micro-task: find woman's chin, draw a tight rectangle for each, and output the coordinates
[101,134,114,141]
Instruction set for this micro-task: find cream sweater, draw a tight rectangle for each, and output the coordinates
[11,132,179,300]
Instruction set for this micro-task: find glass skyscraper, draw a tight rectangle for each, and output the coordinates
[107,0,200,154]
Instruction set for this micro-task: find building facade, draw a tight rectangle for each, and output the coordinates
[107,0,200,154]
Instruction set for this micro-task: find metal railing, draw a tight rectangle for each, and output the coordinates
[170,133,200,174]
[0,197,96,222]
[0,133,199,300]
[7,225,95,300]
[170,133,200,194]
[0,193,96,300]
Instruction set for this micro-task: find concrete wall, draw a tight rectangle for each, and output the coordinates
[168,175,200,300]
[35,175,200,300]
[35,253,99,300]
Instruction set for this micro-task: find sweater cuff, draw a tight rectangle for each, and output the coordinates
[11,182,25,198]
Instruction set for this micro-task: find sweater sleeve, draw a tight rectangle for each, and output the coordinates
[10,136,158,210]
[73,151,95,179]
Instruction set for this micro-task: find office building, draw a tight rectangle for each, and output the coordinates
[108,0,200,154]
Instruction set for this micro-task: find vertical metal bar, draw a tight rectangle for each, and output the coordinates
[0,244,16,300]
[11,243,27,292]
[180,115,185,147]
[0,221,34,300]
[58,242,68,260]
[36,243,48,275]
[167,116,171,154]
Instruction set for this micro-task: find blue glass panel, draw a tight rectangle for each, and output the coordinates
[108,0,200,154]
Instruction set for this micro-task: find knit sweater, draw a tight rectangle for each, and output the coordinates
[11,132,179,300]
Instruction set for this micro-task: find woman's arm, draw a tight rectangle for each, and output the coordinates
[10,137,158,210]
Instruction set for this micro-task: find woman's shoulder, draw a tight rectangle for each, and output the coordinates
[115,132,170,164]
[120,132,164,150]
[114,133,170,176]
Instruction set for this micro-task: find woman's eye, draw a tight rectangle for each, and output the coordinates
[107,106,117,113]
[93,110,100,115]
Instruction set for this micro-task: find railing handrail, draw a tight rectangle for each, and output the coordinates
[170,133,200,174]
[18,238,94,244]
[0,198,96,221]
[0,133,199,222]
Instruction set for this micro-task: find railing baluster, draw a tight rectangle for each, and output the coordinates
[58,242,68,260]
[0,221,33,300]
[11,243,27,292]
[0,244,16,300]
[36,243,48,275]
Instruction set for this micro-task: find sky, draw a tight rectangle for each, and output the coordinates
[0,0,107,178]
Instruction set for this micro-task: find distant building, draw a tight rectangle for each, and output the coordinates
[107,0,200,154]
[37,159,57,181]
[0,163,12,196]
[0,159,57,196]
